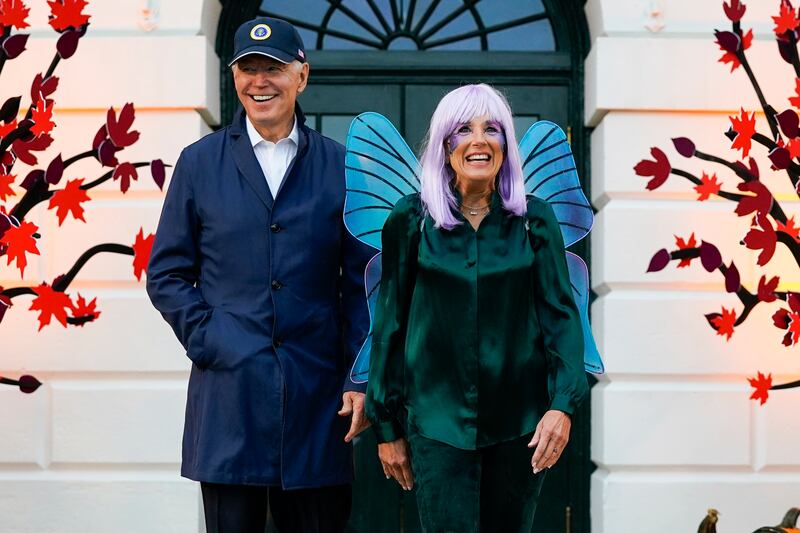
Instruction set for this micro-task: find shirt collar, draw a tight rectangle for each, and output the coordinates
[246,115,298,148]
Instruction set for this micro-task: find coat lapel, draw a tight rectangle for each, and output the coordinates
[229,107,273,211]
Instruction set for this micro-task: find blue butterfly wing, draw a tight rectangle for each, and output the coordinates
[565,252,604,375]
[350,253,382,384]
[519,121,593,248]
[344,112,420,251]
[345,112,419,383]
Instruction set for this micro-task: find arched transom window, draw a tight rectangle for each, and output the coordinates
[259,0,555,51]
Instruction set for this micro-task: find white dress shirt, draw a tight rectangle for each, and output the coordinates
[246,116,299,199]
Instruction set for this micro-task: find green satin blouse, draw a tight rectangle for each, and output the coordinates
[365,193,588,450]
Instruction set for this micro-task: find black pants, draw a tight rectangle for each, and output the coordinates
[407,430,547,533]
[200,482,352,533]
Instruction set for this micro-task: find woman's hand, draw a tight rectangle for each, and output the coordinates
[528,410,572,474]
[378,438,414,490]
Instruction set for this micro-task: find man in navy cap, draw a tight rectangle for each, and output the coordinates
[147,16,373,532]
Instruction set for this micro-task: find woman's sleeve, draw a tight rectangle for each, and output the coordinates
[366,200,417,443]
[529,201,589,416]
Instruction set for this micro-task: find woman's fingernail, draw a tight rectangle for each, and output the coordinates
[533,467,540,474]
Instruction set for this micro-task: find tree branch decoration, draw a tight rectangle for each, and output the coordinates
[0,0,166,393]
[635,0,800,405]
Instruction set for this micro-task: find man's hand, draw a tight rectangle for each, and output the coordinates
[528,410,572,474]
[378,438,414,491]
[338,391,370,443]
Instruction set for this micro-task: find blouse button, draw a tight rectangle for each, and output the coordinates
[466,260,476,268]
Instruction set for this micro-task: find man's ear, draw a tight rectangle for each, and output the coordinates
[297,62,310,94]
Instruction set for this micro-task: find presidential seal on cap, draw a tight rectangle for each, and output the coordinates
[228,16,306,66]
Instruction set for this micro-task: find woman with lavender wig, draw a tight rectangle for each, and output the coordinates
[365,84,588,532]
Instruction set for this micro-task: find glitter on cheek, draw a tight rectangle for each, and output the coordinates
[447,131,471,153]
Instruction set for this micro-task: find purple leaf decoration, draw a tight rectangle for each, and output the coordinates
[56,30,80,59]
[151,159,165,189]
[1,34,29,59]
[778,36,794,65]
[776,109,800,138]
[715,30,741,53]
[97,139,119,167]
[725,262,740,293]
[92,124,107,150]
[769,146,791,169]
[16,118,34,141]
[699,240,722,272]
[672,137,696,158]
[647,248,671,272]
[0,213,11,239]
[0,301,7,324]
[45,154,64,185]
[20,169,44,190]
[0,96,21,123]
[705,313,723,332]
[18,375,42,394]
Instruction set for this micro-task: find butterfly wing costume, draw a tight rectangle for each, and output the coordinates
[343,112,603,384]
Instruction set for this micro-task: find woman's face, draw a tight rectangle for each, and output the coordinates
[446,114,506,189]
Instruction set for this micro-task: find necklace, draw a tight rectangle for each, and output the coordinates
[460,202,490,216]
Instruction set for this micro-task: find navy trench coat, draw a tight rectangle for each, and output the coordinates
[146,105,372,488]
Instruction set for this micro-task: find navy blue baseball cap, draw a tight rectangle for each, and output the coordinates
[228,17,306,67]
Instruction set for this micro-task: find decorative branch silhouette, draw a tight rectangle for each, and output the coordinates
[0,0,165,393]
[635,0,800,404]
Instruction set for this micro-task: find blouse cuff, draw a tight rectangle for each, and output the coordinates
[372,419,405,443]
[549,394,577,417]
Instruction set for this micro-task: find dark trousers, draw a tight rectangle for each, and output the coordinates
[407,430,546,533]
[200,482,352,533]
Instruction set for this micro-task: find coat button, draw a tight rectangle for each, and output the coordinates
[270,223,281,233]
[274,339,283,347]
[466,259,476,268]
[271,280,283,290]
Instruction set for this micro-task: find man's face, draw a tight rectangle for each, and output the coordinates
[232,55,309,131]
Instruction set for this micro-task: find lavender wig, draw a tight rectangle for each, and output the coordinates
[418,84,527,229]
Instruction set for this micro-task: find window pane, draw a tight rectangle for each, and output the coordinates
[513,115,539,144]
[320,115,356,145]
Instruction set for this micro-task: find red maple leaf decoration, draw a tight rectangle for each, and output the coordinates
[710,306,737,341]
[106,103,140,148]
[0,220,39,277]
[743,213,777,266]
[773,1,800,34]
[674,232,697,268]
[735,180,773,217]
[730,108,756,158]
[29,283,74,330]
[0,172,15,202]
[777,215,800,241]
[47,0,89,31]
[0,0,30,29]
[132,228,154,281]
[790,78,800,109]
[71,293,100,325]
[113,162,138,193]
[694,172,721,201]
[11,133,53,166]
[723,0,746,22]
[757,275,780,303]
[0,119,17,138]
[748,372,772,405]
[30,99,55,138]
[718,28,752,71]
[48,178,89,225]
[634,147,671,190]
